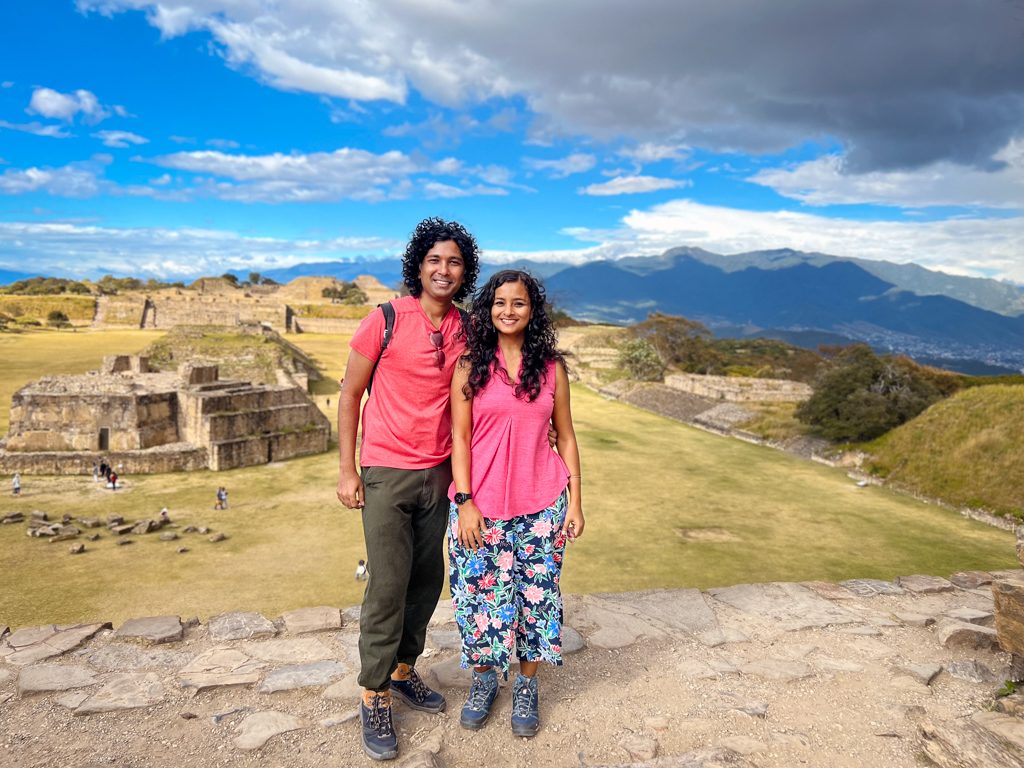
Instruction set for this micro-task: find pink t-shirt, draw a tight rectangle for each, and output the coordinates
[350,295,466,470]
[448,351,569,520]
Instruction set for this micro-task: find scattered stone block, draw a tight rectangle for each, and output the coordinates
[838,578,905,597]
[196,526,209,535]
[937,618,1000,651]
[208,532,226,542]
[945,607,994,626]
[113,616,183,645]
[69,543,85,554]
[31,511,48,521]
[896,574,955,594]
[87,534,100,542]
[116,538,132,545]
[2,512,24,524]
[245,638,335,664]
[208,611,275,641]
[79,518,101,528]
[561,626,585,654]
[105,514,123,526]
[3,623,109,666]
[900,663,942,685]
[178,647,266,691]
[181,526,198,533]
[896,612,936,627]
[427,656,472,688]
[279,606,342,635]
[176,546,188,553]
[50,533,79,543]
[946,661,997,683]
[18,664,100,696]
[621,735,658,761]
[259,660,348,693]
[233,711,305,751]
[740,659,813,681]
[159,532,178,541]
[993,577,1024,657]
[74,672,164,715]
[950,571,994,591]
[707,582,859,631]
[131,520,158,535]
[111,525,134,536]
[57,525,80,536]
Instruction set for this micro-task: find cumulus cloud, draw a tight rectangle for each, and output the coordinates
[0,120,73,139]
[0,220,402,278]
[523,153,596,178]
[2,81,13,88]
[79,0,1024,171]
[206,138,240,149]
[0,156,111,198]
[487,199,1024,283]
[579,175,691,196]
[617,142,689,164]
[27,87,111,123]
[750,138,1024,209]
[422,181,508,199]
[92,130,149,148]
[169,135,197,144]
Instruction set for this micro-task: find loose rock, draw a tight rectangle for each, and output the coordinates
[279,606,342,635]
[946,660,997,683]
[259,660,348,693]
[838,578,905,597]
[900,663,942,685]
[113,615,183,645]
[936,618,1000,650]
[208,611,276,641]
[208,532,226,543]
[69,543,85,554]
[18,664,100,696]
[621,735,658,761]
[895,574,955,594]
[74,672,164,715]
[895,612,936,628]
[233,711,305,751]
[950,571,994,590]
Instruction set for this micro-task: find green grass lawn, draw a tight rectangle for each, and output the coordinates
[0,331,1017,630]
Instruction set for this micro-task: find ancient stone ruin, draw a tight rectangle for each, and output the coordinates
[0,355,330,474]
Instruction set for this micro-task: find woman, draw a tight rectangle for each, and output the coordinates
[448,269,584,737]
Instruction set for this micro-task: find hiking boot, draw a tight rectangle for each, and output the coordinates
[460,667,499,730]
[360,691,398,761]
[389,666,446,713]
[510,673,540,737]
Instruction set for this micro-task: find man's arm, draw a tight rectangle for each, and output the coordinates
[336,349,375,509]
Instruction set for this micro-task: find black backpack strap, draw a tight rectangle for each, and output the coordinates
[366,301,395,396]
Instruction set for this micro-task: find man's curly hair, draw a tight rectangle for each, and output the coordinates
[401,217,480,303]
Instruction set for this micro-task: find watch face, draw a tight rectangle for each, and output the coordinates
[455,492,471,504]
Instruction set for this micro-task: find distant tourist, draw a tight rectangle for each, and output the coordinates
[355,559,368,581]
[336,217,482,761]
[159,507,171,523]
[108,471,118,491]
[214,487,229,510]
[12,473,21,496]
[99,460,108,480]
[92,463,99,483]
[448,270,584,738]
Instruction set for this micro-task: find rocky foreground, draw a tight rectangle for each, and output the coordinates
[3,570,1024,768]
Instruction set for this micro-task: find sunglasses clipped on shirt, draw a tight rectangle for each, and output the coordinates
[429,331,445,370]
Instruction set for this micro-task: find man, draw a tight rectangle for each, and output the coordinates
[337,217,480,761]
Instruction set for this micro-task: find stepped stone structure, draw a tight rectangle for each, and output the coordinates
[665,373,811,403]
[0,355,330,474]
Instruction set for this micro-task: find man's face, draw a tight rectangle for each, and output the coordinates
[418,240,465,303]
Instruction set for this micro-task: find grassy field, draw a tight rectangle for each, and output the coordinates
[866,384,1024,517]
[0,330,1017,630]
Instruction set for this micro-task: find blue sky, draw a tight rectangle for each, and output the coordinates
[1,0,1023,282]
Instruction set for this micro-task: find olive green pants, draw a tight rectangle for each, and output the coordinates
[357,460,451,691]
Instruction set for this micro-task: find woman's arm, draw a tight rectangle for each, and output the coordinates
[451,359,488,550]
[552,360,584,539]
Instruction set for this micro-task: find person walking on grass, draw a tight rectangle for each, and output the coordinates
[336,217,480,761]
[448,270,584,738]
[12,473,20,496]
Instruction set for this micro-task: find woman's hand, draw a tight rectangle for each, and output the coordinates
[457,501,488,551]
[561,505,585,541]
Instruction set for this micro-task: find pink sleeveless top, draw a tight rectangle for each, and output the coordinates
[448,350,569,520]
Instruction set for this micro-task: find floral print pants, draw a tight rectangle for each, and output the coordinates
[448,490,568,673]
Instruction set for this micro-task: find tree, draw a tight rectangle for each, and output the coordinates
[630,312,724,374]
[46,310,70,328]
[796,344,951,442]
[248,272,262,286]
[221,273,240,287]
[618,338,665,381]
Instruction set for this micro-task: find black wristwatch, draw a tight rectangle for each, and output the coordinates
[454,492,473,505]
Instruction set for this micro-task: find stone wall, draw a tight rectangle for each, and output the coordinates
[92,296,146,328]
[143,296,289,331]
[665,372,812,403]
[0,445,208,475]
[291,317,363,335]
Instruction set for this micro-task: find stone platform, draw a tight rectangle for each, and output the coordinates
[2,571,1023,768]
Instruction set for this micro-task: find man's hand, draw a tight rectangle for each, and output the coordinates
[547,422,558,448]
[337,468,365,509]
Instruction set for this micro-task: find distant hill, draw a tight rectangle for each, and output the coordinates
[866,385,1024,517]
[238,259,405,287]
[544,254,1024,368]
[0,269,35,286]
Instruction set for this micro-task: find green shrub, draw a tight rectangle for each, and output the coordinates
[618,338,665,381]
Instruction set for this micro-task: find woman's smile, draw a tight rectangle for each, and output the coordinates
[491,280,531,335]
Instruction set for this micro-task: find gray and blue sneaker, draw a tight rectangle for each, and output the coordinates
[460,667,499,730]
[360,691,398,761]
[390,667,447,713]
[510,673,540,737]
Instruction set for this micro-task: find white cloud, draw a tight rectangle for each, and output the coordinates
[92,130,150,148]
[27,87,111,123]
[617,142,689,164]
[422,181,507,199]
[0,120,73,138]
[518,199,1024,283]
[0,220,402,278]
[1,81,13,88]
[169,135,197,144]
[750,138,1024,209]
[149,173,173,185]
[206,138,240,149]
[523,152,596,178]
[579,175,691,196]
[113,105,134,118]
[0,157,110,198]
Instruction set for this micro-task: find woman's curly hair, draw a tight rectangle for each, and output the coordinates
[463,270,566,402]
[401,217,480,303]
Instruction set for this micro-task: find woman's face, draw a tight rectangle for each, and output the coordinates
[491,279,532,338]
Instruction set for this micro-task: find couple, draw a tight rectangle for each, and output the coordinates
[336,218,584,761]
